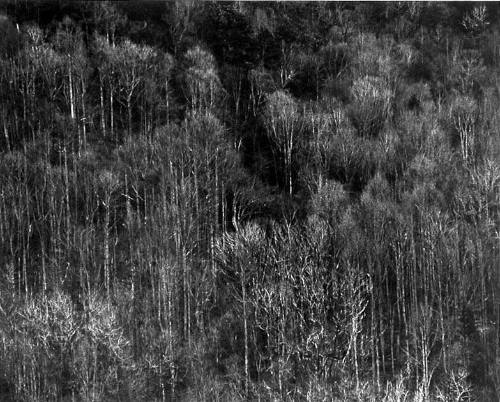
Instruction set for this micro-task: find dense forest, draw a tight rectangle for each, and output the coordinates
[0,1,498,401]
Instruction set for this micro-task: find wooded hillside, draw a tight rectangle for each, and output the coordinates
[0,2,498,400]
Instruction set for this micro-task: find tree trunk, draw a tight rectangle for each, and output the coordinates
[81,78,87,151]
[127,93,132,137]
[104,196,110,303]
[99,76,106,137]
[69,64,75,121]
[242,265,249,397]
[110,86,115,141]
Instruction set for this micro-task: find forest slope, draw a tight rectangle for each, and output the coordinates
[0,2,499,401]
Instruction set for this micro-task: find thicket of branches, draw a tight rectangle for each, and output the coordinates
[0,2,499,401]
